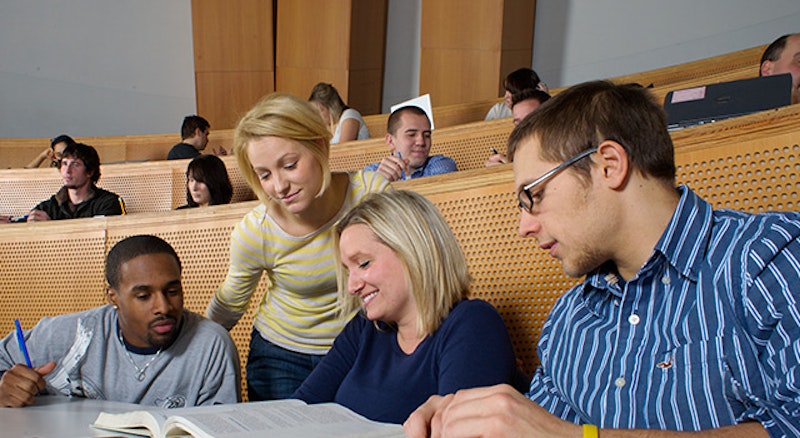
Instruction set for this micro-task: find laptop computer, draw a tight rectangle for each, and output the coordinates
[663,73,793,131]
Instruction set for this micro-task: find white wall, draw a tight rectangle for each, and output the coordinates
[532,1,800,88]
[2,1,798,137]
[382,0,422,113]
[0,0,195,138]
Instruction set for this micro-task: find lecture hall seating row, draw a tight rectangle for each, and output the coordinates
[0,44,765,169]
[2,95,797,218]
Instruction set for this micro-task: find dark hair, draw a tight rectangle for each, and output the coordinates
[61,143,102,184]
[181,115,210,140]
[106,235,181,289]
[50,134,76,150]
[760,34,794,76]
[185,154,233,207]
[308,82,349,123]
[512,88,551,107]
[386,106,430,136]
[508,80,676,184]
[504,68,542,95]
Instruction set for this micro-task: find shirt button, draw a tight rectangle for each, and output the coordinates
[628,314,640,325]
[662,275,671,285]
[615,377,626,388]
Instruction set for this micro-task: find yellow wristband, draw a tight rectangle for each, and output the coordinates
[583,424,599,438]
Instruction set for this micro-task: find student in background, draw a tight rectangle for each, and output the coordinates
[760,33,800,104]
[27,143,123,222]
[176,154,233,209]
[309,82,370,144]
[364,106,457,181]
[25,134,76,169]
[167,115,228,160]
[206,93,391,401]
[0,235,240,408]
[293,190,522,424]
[485,68,548,121]
[486,88,551,167]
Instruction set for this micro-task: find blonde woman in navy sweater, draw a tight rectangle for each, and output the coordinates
[292,190,522,424]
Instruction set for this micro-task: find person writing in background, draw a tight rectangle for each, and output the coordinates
[0,235,240,408]
[176,154,233,209]
[363,106,457,181]
[206,93,390,401]
[309,82,370,144]
[486,88,551,167]
[25,134,75,169]
[293,190,523,424]
[405,80,800,437]
[167,115,228,160]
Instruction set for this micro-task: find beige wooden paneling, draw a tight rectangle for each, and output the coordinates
[192,0,275,129]
[276,0,386,115]
[420,0,536,106]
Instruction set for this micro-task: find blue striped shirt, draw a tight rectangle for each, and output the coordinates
[364,154,457,179]
[529,186,800,436]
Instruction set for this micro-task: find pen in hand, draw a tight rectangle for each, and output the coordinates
[14,319,33,368]
[396,152,406,180]
[490,147,499,155]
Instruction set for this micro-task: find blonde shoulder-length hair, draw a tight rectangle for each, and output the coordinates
[234,93,333,204]
[334,190,470,338]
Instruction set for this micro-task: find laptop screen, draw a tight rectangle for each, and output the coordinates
[663,73,793,131]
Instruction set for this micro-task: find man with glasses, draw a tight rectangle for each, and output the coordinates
[26,143,123,222]
[405,81,800,437]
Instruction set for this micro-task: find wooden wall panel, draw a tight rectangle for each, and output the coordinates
[195,72,274,131]
[421,0,536,105]
[276,0,386,115]
[420,49,502,106]
[192,0,275,129]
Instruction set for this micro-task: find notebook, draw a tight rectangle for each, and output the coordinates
[663,73,792,131]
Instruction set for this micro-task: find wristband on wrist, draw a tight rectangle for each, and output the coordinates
[583,424,599,438]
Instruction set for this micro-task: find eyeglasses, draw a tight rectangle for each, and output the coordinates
[517,147,598,212]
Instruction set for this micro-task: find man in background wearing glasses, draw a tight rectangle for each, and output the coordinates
[405,81,800,437]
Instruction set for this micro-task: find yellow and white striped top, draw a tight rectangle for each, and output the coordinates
[207,170,390,354]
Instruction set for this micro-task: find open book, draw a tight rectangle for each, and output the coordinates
[91,398,406,438]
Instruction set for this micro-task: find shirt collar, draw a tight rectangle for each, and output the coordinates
[584,185,713,293]
[651,185,714,282]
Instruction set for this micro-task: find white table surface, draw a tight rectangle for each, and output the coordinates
[0,395,145,437]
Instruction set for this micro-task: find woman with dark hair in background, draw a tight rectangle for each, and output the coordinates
[485,67,548,120]
[177,154,233,209]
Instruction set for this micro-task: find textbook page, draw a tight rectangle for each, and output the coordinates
[93,399,406,438]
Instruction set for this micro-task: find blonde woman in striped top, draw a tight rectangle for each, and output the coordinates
[206,93,390,401]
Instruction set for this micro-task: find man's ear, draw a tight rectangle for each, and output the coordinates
[106,287,118,308]
[385,133,396,152]
[760,60,773,77]
[595,140,630,190]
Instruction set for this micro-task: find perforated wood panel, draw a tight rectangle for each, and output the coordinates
[99,171,175,214]
[434,130,511,171]
[421,178,581,377]
[0,227,107,336]
[675,142,800,213]
[0,175,63,216]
